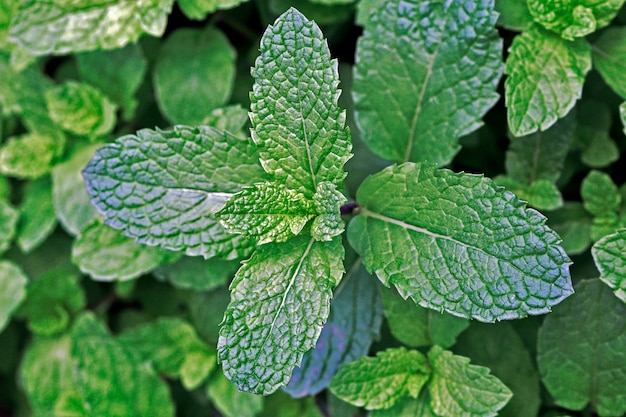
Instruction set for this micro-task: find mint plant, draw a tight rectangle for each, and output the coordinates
[0,0,626,416]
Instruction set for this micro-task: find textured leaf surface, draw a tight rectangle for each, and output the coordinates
[428,346,512,417]
[0,199,18,255]
[592,27,626,99]
[70,313,174,417]
[538,279,626,415]
[505,25,591,137]
[353,0,502,165]
[495,176,563,211]
[218,235,344,394]
[527,0,625,39]
[329,347,431,410]
[8,0,175,56]
[178,0,250,19]
[0,260,27,332]
[348,163,573,322]
[83,125,268,259]
[249,8,351,197]
[0,132,60,179]
[72,220,174,282]
[284,261,383,397]
[154,255,239,291]
[207,372,265,417]
[381,287,468,349]
[154,27,235,125]
[592,229,626,303]
[17,177,57,253]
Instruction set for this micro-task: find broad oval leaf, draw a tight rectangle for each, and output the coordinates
[592,229,626,303]
[348,162,573,322]
[353,0,503,165]
[249,7,352,197]
[83,125,268,259]
[218,235,344,395]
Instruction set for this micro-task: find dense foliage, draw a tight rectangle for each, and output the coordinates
[0,0,625,416]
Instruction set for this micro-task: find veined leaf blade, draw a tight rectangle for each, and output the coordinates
[592,229,626,303]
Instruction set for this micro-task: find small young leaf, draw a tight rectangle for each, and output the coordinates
[547,202,593,255]
[178,0,250,19]
[8,0,175,56]
[505,25,591,137]
[83,125,268,259]
[581,170,621,216]
[538,279,626,416]
[218,235,344,395]
[354,0,502,165]
[348,163,573,322]
[428,346,512,417]
[592,27,626,99]
[249,8,351,197]
[592,229,626,303]
[17,177,57,253]
[0,132,60,179]
[206,371,265,417]
[154,26,236,125]
[0,260,28,332]
[329,347,431,410]
[201,104,249,134]
[526,0,625,40]
[0,199,18,255]
[284,261,383,397]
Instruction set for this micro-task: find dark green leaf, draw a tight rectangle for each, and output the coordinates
[16,176,57,253]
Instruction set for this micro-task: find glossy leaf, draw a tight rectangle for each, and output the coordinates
[592,229,626,303]
[249,7,351,197]
[354,0,502,165]
[0,260,27,332]
[348,162,573,322]
[592,27,626,99]
[83,125,268,259]
[218,235,344,394]
[505,25,591,137]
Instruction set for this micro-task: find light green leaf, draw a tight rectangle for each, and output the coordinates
[284,260,383,397]
[52,144,102,236]
[218,235,344,394]
[428,346,512,417]
[0,199,18,255]
[218,182,315,244]
[592,229,626,303]
[526,0,625,40]
[371,395,438,417]
[547,202,592,255]
[0,132,61,179]
[0,260,27,332]
[46,81,117,137]
[154,26,235,125]
[380,287,468,349]
[538,279,626,415]
[348,163,573,322]
[17,177,57,253]
[329,347,431,410]
[118,317,216,389]
[206,371,265,417]
[76,43,147,120]
[592,27,626,99]
[354,0,502,165]
[495,176,563,211]
[178,0,250,19]
[250,8,351,197]
[72,220,175,282]
[83,125,268,259]
[70,313,175,417]
[154,255,239,291]
[581,170,620,216]
[8,0,175,56]
[495,0,533,31]
[454,322,541,417]
[310,182,347,241]
[505,25,591,137]
[200,104,249,134]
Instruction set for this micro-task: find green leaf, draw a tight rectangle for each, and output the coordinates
[495,176,563,211]
[581,170,621,216]
[592,27,626,99]
[454,322,541,417]
[0,260,28,332]
[70,313,175,417]
[370,395,438,417]
[353,0,502,165]
[546,202,592,255]
[201,104,250,134]
[154,26,236,125]
[526,0,625,40]
[45,81,117,137]
[348,163,573,322]
[538,279,626,415]
[495,0,533,31]
[76,43,147,120]
[428,346,512,417]
[18,269,85,336]
[0,199,18,255]
[178,0,250,19]
[260,391,324,417]
[310,181,347,241]
[154,255,239,291]
[592,229,626,303]
[8,0,175,56]
[16,177,57,253]
[380,287,468,349]
[580,131,620,168]
[329,347,431,410]
[83,125,268,259]
[206,371,265,417]
[0,132,61,179]
[268,0,355,25]
[505,25,591,137]
[72,220,175,282]
[249,8,351,197]
[118,317,216,389]
[218,235,344,394]
[284,261,383,397]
